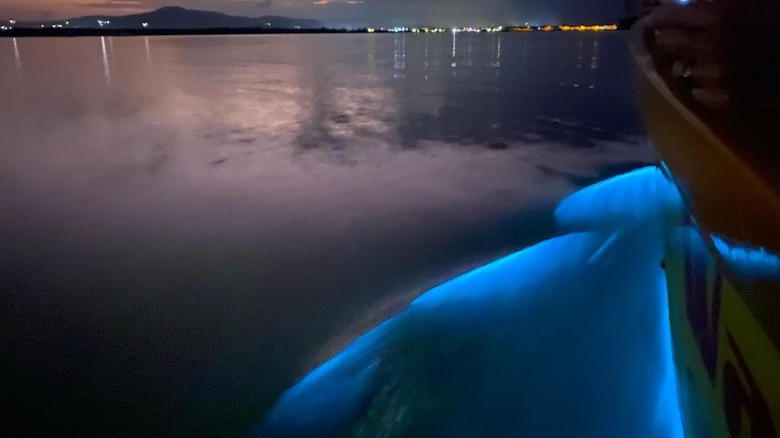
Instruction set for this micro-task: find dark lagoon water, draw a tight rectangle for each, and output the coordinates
[0,32,654,436]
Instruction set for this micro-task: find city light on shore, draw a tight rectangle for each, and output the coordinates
[380,24,618,34]
[0,13,622,35]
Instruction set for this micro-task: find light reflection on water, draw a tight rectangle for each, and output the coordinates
[12,37,21,74]
[0,33,652,436]
[101,36,111,85]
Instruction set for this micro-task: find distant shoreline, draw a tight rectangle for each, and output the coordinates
[1,6,636,39]
[0,26,628,38]
[1,28,368,38]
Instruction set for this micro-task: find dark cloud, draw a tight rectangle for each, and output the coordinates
[256,0,273,8]
[82,1,146,10]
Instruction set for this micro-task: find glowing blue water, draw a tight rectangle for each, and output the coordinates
[258,167,685,437]
[712,235,780,280]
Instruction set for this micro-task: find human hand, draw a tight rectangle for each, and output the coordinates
[641,1,731,110]
[640,0,780,112]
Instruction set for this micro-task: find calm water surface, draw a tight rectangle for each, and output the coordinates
[0,33,653,436]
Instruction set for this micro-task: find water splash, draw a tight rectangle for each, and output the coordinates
[257,166,685,437]
[712,235,780,280]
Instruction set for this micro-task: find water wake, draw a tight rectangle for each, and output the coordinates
[257,166,685,437]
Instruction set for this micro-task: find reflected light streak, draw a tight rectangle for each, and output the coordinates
[100,37,111,85]
[451,31,457,69]
[424,38,429,69]
[465,36,473,68]
[144,37,151,67]
[424,38,429,79]
[393,33,405,79]
[492,36,502,79]
[12,37,21,77]
[367,34,376,72]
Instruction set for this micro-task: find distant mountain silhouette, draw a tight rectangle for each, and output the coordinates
[18,6,321,30]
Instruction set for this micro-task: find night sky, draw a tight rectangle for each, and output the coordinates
[2,0,627,26]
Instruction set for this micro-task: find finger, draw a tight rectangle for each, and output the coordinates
[671,60,698,90]
[670,61,726,92]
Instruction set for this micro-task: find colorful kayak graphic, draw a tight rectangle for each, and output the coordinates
[630,0,780,434]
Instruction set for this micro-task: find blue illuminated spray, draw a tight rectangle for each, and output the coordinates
[258,166,685,437]
[711,235,780,280]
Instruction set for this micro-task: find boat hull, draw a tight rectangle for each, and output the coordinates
[632,34,780,438]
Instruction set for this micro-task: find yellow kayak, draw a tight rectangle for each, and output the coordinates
[631,24,780,438]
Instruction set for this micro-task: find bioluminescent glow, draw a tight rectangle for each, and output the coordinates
[258,166,685,437]
[712,235,780,280]
[555,166,682,233]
